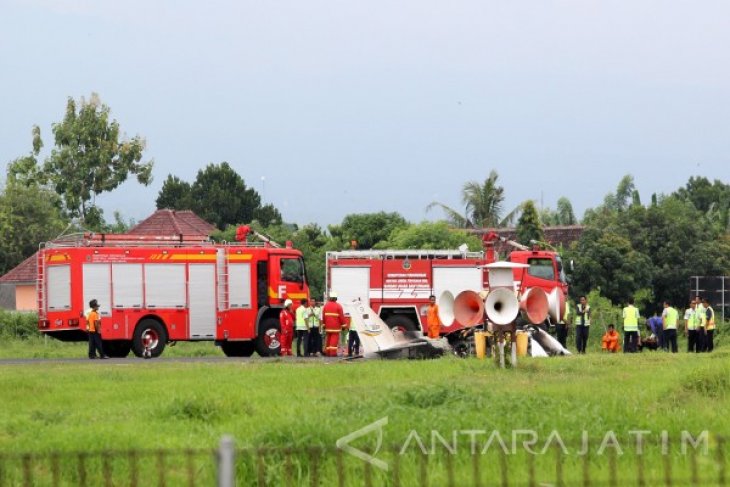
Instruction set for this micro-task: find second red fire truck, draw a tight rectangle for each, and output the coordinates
[325,233,568,334]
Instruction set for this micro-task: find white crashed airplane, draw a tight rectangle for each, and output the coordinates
[342,300,449,359]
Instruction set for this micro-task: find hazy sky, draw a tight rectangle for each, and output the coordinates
[1,0,728,227]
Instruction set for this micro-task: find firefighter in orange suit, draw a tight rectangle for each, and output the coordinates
[601,324,620,353]
[426,294,441,339]
[279,299,295,356]
[323,292,347,357]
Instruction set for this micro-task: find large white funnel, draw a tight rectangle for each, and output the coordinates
[453,290,485,327]
[484,287,520,325]
[547,287,566,323]
[437,290,455,327]
[520,287,549,325]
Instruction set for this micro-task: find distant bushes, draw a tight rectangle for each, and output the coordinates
[0,310,39,339]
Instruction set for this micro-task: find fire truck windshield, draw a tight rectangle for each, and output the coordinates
[281,257,305,284]
[527,258,556,281]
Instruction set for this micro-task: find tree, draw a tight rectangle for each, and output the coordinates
[516,200,544,245]
[0,182,68,275]
[380,221,482,250]
[156,175,193,210]
[674,176,730,233]
[328,212,408,249]
[40,94,153,220]
[556,197,577,225]
[427,170,508,228]
[569,230,653,304]
[189,162,261,229]
[602,174,636,212]
[252,204,283,227]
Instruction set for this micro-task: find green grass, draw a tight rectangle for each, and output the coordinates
[0,342,728,485]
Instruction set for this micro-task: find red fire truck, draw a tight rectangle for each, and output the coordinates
[325,233,568,334]
[36,228,309,358]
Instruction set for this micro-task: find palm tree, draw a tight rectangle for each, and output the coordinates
[427,170,508,228]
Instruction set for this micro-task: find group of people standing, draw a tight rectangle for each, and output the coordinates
[278,292,361,357]
[557,295,717,354]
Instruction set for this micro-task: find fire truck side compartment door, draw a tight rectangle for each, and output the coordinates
[330,267,370,307]
[83,263,112,317]
[229,263,252,309]
[145,264,186,308]
[111,263,143,308]
[188,264,216,339]
[432,267,483,302]
[47,265,71,311]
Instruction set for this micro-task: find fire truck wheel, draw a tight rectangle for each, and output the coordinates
[103,340,132,358]
[221,341,255,357]
[384,315,418,335]
[132,320,168,358]
[255,317,281,357]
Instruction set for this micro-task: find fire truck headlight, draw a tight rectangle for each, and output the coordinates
[113,323,119,330]
[68,319,79,327]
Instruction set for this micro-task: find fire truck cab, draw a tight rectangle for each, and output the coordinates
[37,232,309,358]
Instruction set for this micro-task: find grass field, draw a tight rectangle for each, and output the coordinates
[0,337,728,485]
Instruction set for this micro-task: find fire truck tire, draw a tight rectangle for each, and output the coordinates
[103,340,132,358]
[132,320,168,358]
[221,341,255,357]
[384,315,418,334]
[255,317,281,357]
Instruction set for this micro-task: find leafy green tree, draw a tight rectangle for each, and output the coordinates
[540,197,578,226]
[39,94,153,221]
[674,176,730,232]
[6,125,44,186]
[570,229,653,304]
[599,174,642,213]
[156,175,193,210]
[516,200,544,245]
[189,162,261,229]
[379,221,482,250]
[556,197,577,225]
[328,212,408,249]
[427,170,509,228]
[252,204,283,227]
[0,182,68,274]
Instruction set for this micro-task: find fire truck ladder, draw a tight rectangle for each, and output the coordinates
[216,247,229,310]
[36,246,47,320]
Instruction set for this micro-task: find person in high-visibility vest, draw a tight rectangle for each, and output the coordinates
[661,300,679,353]
[323,292,347,357]
[574,296,591,354]
[703,298,716,353]
[695,296,707,352]
[279,299,295,356]
[295,298,310,357]
[426,295,441,339]
[306,298,323,357]
[622,297,641,353]
[556,301,570,348]
[684,300,699,353]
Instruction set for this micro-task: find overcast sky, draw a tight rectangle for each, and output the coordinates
[1,0,728,228]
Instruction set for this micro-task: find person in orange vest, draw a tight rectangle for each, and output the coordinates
[323,291,347,357]
[279,299,294,356]
[601,324,620,353]
[85,299,108,359]
[426,294,441,339]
